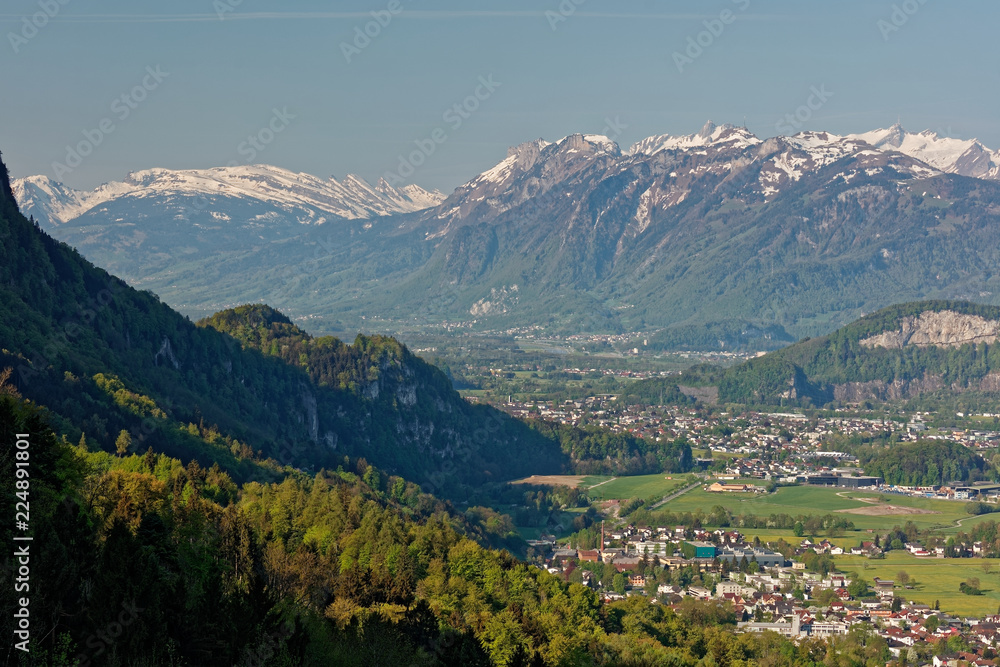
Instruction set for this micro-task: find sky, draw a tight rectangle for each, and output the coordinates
[2,0,998,194]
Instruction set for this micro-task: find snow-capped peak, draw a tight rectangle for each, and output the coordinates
[11,175,94,224]
[845,124,1000,177]
[12,164,445,226]
[628,121,761,156]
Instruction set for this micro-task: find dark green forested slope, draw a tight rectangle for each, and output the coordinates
[1,386,886,665]
[715,301,1000,406]
[0,153,566,495]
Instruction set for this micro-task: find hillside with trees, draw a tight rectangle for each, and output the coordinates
[715,301,1000,406]
[0,154,573,497]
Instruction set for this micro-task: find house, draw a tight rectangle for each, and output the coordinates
[717,581,745,597]
[577,549,600,563]
[613,556,641,572]
[873,578,895,601]
[628,574,647,588]
[708,482,752,493]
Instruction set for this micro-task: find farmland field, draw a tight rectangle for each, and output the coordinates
[836,552,1000,617]
[657,484,971,531]
[584,473,690,500]
[511,474,589,487]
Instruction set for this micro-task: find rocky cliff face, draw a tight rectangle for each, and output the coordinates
[833,374,946,402]
[860,310,1000,349]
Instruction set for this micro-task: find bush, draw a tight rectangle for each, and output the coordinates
[966,501,998,516]
[960,578,983,596]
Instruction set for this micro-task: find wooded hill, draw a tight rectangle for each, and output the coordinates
[717,301,1000,406]
[0,153,572,496]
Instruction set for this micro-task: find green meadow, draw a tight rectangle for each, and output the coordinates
[655,484,971,531]
[584,473,690,500]
[836,552,1000,617]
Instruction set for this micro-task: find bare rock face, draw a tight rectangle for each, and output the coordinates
[860,310,1000,349]
[834,374,945,402]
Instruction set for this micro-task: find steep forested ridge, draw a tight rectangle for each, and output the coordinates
[0,156,566,495]
[715,301,1000,406]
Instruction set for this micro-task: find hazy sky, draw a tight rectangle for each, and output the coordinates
[2,0,997,193]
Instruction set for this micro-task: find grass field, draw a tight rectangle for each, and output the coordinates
[836,552,1000,617]
[583,473,690,501]
[657,485,972,531]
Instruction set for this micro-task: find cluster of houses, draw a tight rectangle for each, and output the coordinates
[534,532,1000,660]
[491,398,1000,494]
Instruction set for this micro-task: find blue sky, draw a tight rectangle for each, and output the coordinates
[2,0,997,193]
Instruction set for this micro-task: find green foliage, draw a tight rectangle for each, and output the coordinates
[525,418,693,475]
[960,579,983,596]
[854,440,988,486]
[614,378,696,407]
[967,501,999,515]
[0,388,865,666]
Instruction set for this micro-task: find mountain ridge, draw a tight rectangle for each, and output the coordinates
[13,163,444,227]
[14,122,1000,346]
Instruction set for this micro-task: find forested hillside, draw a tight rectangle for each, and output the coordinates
[1,378,866,665]
[0,153,567,496]
[715,301,1000,406]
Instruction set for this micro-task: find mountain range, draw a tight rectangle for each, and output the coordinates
[14,122,1000,347]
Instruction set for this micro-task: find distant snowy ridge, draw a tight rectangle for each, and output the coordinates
[13,164,445,226]
[625,121,1000,181]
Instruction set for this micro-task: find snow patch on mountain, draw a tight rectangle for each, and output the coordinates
[628,121,762,156]
[13,165,444,226]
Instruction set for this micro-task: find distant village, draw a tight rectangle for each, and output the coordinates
[529,526,1000,662]
[495,397,1000,501]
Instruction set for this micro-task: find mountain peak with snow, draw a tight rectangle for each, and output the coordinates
[628,121,762,156]
[13,164,445,227]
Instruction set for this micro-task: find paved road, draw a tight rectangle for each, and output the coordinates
[651,481,701,510]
